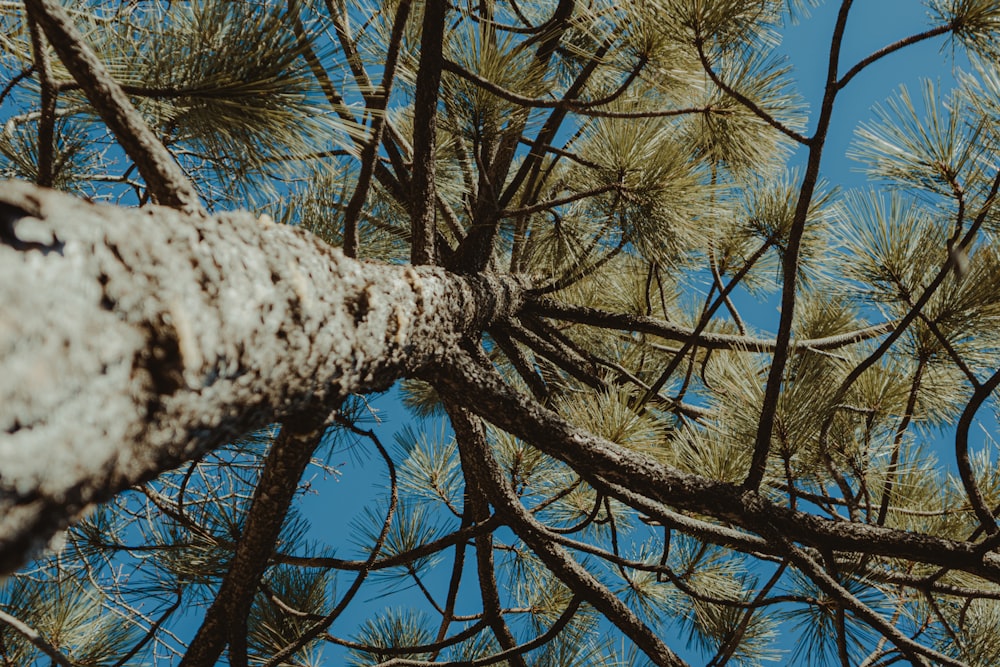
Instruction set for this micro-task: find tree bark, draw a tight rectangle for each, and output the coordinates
[0,180,525,574]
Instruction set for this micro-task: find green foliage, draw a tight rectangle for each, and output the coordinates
[248,566,330,666]
[852,81,986,199]
[346,609,433,665]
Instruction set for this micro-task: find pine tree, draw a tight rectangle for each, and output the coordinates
[3,0,1000,664]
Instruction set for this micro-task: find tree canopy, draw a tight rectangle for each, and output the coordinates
[3,0,1000,665]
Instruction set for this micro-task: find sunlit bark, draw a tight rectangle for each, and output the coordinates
[0,180,525,574]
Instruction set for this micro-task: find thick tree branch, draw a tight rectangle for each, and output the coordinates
[427,351,1000,586]
[409,0,447,266]
[0,181,526,574]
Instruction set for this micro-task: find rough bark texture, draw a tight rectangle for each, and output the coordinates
[408,0,445,266]
[0,180,525,574]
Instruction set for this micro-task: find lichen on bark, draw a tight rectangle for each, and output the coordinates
[0,180,525,573]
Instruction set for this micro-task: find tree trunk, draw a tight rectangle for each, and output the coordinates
[0,180,525,574]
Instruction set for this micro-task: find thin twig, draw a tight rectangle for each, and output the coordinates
[693,35,809,145]
[261,419,401,667]
[341,0,412,258]
[743,0,856,491]
[0,64,34,107]
[837,24,953,90]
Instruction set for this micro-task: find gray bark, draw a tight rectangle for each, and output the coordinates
[0,180,525,574]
